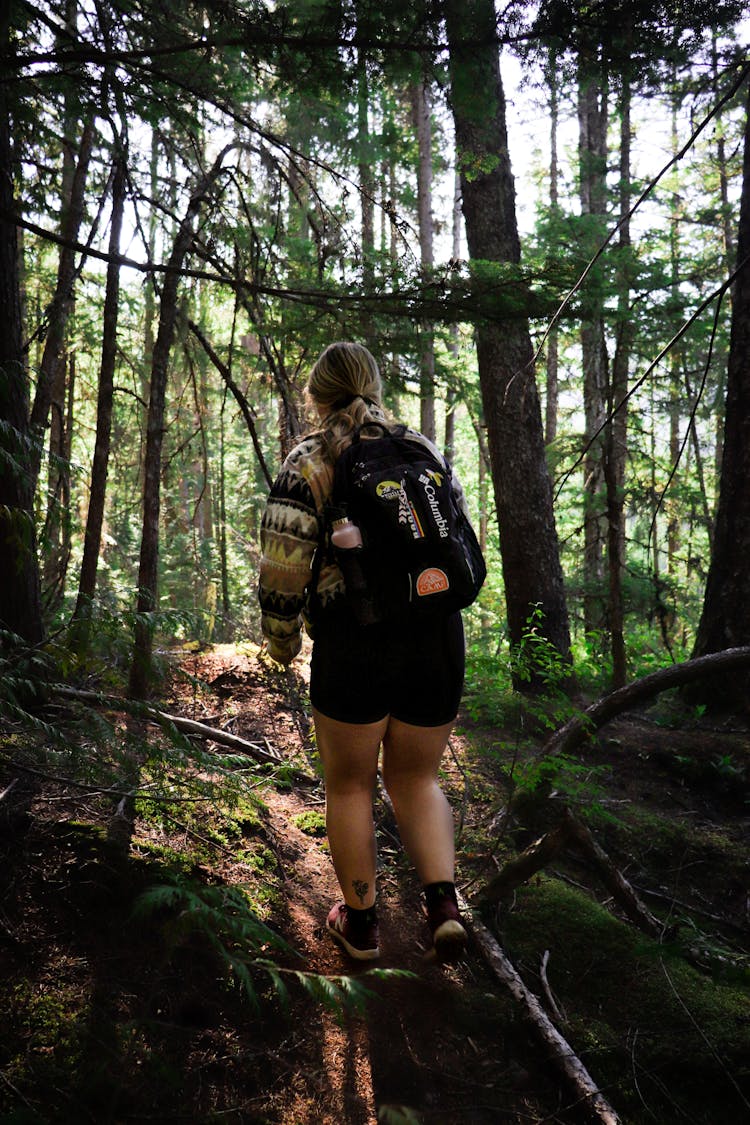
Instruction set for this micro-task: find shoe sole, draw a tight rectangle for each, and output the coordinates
[326,921,380,961]
[432,919,468,962]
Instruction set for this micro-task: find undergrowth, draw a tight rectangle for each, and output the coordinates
[0,628,409,1029]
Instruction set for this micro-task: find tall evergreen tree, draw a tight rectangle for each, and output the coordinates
[693,76,750,703]
[444,0,572,677]
[0,8,43,645]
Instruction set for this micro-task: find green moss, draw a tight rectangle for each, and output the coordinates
[291,810,327,837]
[3,983,86,1093]
[499,877,750,1122]
[243,845,278,872]
[130,840,196,875]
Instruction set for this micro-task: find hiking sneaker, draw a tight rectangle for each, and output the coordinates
[427,896,468,962]
[326,903,380,961]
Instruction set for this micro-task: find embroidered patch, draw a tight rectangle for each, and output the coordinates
[416,568,450,596]
[376,480,403,499]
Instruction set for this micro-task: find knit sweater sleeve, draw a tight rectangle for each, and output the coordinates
[258,447,322,664]
[258,436,335,666]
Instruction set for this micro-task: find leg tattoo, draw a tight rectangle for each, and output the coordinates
[352,879,369,905]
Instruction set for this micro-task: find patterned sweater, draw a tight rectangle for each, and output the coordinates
[257,425,470,664]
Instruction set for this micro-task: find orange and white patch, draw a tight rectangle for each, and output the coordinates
[416,568,450,596]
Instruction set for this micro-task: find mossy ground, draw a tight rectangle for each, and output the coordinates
[1,646,748,1123]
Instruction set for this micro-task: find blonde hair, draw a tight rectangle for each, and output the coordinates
[307,342,387,461]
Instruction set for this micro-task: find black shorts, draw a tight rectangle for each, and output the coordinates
[310,606,465,727]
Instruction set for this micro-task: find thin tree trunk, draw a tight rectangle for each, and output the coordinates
[666,87,683,591]
[545,646,750,758]
[683,362,714,540]
[44,348,75,611]
[545,49,560,447]
[444,167,462,463]
[470,409,491,557]
[412,79,436,441]
[129,148,231,698]
[667,364,681,579]
[577,51,609,637]
[43,3,80,598]
[357,29,375,348]
[0,11,42,643]
[71,156,127,649]
[188,318,273,488]
[42,340,69,597]
[712,35,734,484]
[219,393,231,631]
[605,68,633,689]
[445,0,571,681]
[29,117,95,490]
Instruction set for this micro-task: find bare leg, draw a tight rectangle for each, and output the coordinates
[313,708,389,910]
[381,717,456,885]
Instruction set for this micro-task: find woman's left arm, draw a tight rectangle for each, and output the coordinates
[258,455,321,664]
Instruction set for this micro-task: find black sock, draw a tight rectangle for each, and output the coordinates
[345,903,377,932]
[424,881,458,911]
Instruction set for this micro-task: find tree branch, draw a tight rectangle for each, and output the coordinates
[51,685,315,782]
[542,647,750,758]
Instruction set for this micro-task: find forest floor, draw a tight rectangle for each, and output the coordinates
[1,641,749,1124]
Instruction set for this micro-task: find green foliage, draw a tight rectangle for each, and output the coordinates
[378,1106,423,1124]
[291,809,327,836]
[132,875,411,1020]
[510,604,572,695]
[510,751,609,814]
[4,982,87,1096]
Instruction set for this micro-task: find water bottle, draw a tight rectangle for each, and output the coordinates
[330,512,379,625]
[331,516,363,550]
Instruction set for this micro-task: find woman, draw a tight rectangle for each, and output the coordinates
[258,342,469,962]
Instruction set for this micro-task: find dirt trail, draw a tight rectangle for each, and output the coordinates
[178,645,546,1124]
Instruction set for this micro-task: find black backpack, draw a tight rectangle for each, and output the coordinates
[324,424,486,624]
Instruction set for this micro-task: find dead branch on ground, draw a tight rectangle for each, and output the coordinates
[52,685,314,781]
[458,890,622,1125]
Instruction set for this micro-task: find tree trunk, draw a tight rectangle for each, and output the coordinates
[545,49,560,447]
[219,393,231,632]
[712,34,734,485]
[71,155,127,649]
[578,53,609,637]
[129,149,231,698]
[445,0,571,679]
[411,79,436,442]
[357,28,375,349]
[692,81,750,707]
[544,646,750,758]
[605,68,633,689]
[0,13,43,644]
[445,167,462,463]
[29,117,95,490]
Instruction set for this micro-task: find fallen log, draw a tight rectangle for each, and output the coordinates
[51,685,315,780]
[458,890,621,1124]
[543,646,750,759]
[482,818,572,904]
[560,808,663,940]
[481,806,662,938]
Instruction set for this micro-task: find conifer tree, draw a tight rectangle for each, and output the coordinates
[444,0,572,676]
